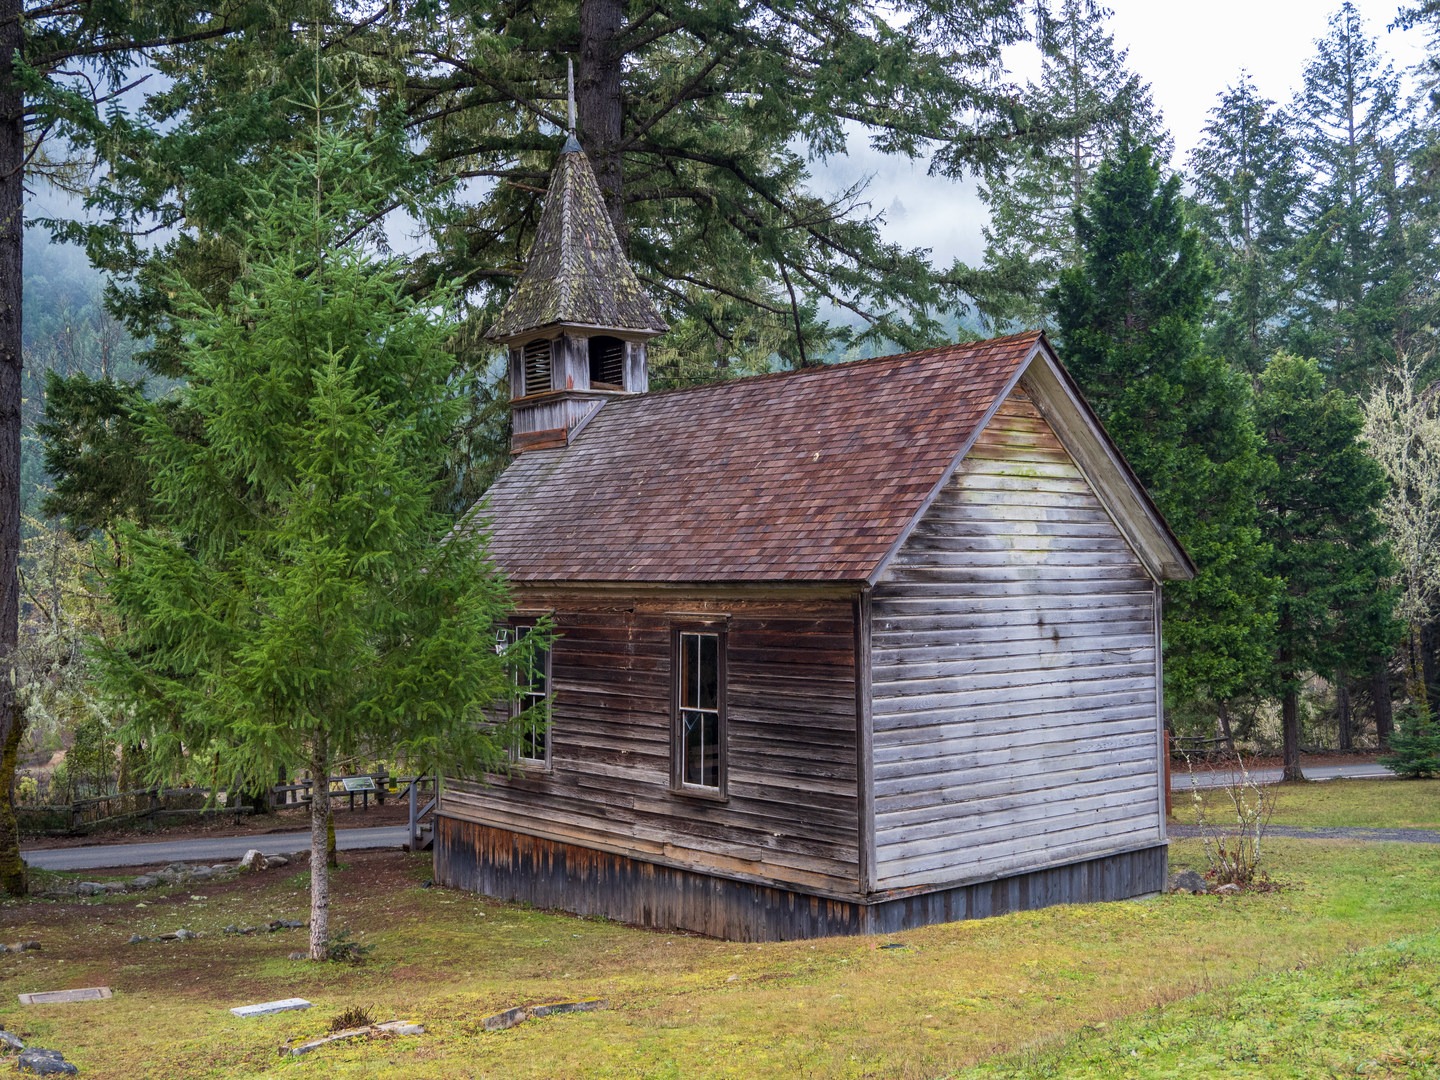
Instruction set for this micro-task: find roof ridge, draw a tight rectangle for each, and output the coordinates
[597,330,1047,412]
[554,151,576,320]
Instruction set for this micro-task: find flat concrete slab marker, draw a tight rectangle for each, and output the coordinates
[231,998,312,1018]
[283,1020,423,1056]
[18,987,112,1005]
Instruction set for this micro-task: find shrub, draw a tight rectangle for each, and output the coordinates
[1186,757,1277,887]
[325,929,374,965]
[328,1004,374,1032]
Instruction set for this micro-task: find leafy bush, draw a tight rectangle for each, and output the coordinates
[1380,703,1440,778]
[15,775,39,805]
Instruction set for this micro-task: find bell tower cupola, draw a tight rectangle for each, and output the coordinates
[486,70,667,453]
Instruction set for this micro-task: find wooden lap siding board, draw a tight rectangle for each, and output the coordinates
[869,386,1164,892]
[440,593,863,899]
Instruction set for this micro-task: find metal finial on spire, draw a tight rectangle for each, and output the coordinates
[562,58,581,153]
[567,59,576,134]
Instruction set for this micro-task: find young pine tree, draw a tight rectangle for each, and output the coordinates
[1055,141,1278,716]
[1257,355,1401,780]
[96,121,531,960]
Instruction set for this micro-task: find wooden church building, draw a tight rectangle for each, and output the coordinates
[433,130,1194,942]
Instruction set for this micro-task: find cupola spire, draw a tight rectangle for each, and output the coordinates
[486,93,667,454]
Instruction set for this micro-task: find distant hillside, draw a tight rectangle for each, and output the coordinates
[20,232,144,517]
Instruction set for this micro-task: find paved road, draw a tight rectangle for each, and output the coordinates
[1176,762,1393,789]
[22,825,410,872]
[19,764,1394,872]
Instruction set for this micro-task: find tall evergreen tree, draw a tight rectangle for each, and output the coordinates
[1289,2,1408,392]
[971,0,1165,326]
[1188,75,1305,377]
[1257,355,1400,779]
[1055,141,1278,713]
[96,122,527,959]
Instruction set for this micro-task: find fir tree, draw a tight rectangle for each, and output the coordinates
[1289,2,1408,392]
[1257,354,1400,780]
[971,0,1166,327]
[1187,75,1305,377]
[95,120,529,959]
[1055,141,1278,713]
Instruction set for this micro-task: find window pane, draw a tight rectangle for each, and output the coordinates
[698,635,718,711]
[681,634,698,708]
[699,711,719,787]
[681,709,719,788]
[683,710,703,785]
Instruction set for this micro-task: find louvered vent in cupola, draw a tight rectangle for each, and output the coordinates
[522,339,553,394]
[589,336,625,389]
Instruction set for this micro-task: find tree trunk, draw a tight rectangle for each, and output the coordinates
[1336,676,1352,752]
[1371,654,1394,747]
[0,0,24,900]
[0,699,26,896]
[1216,700,1238,758]
[1422,617,1440,720]
[308,744,331,961]
[578,0,625,237]
[1281,682,1305,782]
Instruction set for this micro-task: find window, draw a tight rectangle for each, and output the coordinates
[500,622,550,768]
[588,335,626,389]
[672,628,726,795]
[522,338,553,395]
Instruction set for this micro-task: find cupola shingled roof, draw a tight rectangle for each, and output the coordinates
[486,140,669,341]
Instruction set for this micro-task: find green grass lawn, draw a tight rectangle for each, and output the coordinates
[1,830,1438,1078]
[1171,776,1440,830]
[960,929,1440,1078]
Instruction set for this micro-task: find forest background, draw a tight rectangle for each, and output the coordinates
[5,0,1440,891]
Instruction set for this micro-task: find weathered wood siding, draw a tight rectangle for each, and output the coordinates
[440,591,863,898]
[870,388,1164,892]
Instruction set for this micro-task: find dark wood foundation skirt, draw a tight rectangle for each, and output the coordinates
[432,815,1169,942]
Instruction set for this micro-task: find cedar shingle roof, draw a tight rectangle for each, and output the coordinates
[486,141,668,341]
[465,332,1045,583]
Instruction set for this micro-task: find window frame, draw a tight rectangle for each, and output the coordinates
[669,620,728,800]
[503,617,552,772]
